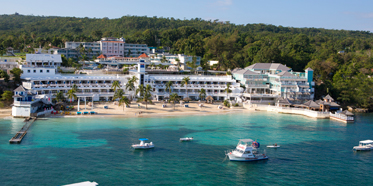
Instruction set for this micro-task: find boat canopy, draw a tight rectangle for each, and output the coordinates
[139,138,148,141]
[359,140,373,144]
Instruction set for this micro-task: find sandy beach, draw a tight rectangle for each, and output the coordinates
[0,101,248,119]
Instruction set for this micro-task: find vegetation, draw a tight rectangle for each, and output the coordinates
[111,81,120,92]
[199,88,206,101]
[9,68,23,85]
[113,89,125,101]
[118,96,131,111]
[223,100,230,108]
[136,84,153,109]
[1,14,373,109]
[165,81,173,94]
[181,76,190,99]
[169,93,180,110]
[1,90,13,101]
[55,91,65,102]
[224,83,232,99]
[66,89,77,105]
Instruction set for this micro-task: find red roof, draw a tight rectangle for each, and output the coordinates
[138,53,149,58]
[97,54,106,59]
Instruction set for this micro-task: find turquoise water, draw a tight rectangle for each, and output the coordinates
[0,112,373,186]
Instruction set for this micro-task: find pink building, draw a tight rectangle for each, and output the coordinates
[99,37,125,57]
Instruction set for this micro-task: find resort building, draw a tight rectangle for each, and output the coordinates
[58,37,149,59]
[148,53,201,67]
[17,54,241,107]
[232,63,314,104]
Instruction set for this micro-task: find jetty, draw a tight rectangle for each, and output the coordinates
[9,117,37,144]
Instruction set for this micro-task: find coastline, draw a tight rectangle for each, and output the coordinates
[0,101,250,119]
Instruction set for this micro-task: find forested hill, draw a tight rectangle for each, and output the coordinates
[1,14,373,39]
[1,14,373,110]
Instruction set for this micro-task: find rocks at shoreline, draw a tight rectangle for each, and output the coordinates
[348,106,368,113]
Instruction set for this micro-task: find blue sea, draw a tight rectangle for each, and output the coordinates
[0,112,372,186]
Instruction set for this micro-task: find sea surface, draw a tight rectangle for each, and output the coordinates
[0,112,372,186]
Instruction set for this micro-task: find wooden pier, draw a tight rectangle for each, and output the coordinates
[9,117,37,144]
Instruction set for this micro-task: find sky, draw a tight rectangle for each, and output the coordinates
[1,0,373,32]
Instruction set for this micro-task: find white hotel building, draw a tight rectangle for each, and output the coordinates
[17,54,242,103]
[62,37,149,58]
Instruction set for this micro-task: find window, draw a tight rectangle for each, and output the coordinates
[40,70,43,73]
[27,70,30,73]
[33,70,36,73]
[47,70,50,73]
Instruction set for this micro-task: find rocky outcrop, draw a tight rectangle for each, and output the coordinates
[348,106,368,113]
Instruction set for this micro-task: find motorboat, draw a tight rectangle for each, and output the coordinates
[180,137,193,142]
[226,139,268,161]
[132,138,154,149]
[353,140,373,151]
[63,181,98,186]
[267,143,280,148]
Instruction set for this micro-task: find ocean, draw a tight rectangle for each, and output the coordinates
[0,112,372,186]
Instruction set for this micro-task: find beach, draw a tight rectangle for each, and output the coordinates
[0,101,247,119]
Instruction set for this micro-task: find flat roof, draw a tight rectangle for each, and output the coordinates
[360,140,373,143]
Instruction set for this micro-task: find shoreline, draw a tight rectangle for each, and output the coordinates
[0,101,250,119]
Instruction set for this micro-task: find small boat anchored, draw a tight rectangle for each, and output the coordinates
[267,143,280,148]
[180,137,193,142]
[132,138,154,149]
[226,139,268,161]
[353,140,373,151]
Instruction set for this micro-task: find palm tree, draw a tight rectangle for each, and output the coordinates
[175,58,180,67]
[113,89,125,101]
[137,84,153,109]
[199,88,206,101]
[67,89,77,106]
[118,96,131,111]
[165,81,173,94]
[136,84,145,97]
[111,80,120,92]
[72,84,78,92]
[170,93,180,110]
[126,76,138,99]
[55,91,65,102]
[224,82,231,100]
[181,76,190,100]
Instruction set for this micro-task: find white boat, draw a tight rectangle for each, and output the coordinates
[353,140,373,151]
[226,139,268,161]
[63,181,98,186]
[267,143,280,148]
[132,138,154,149]
[180,137,193,141]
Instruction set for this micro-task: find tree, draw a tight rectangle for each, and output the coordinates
[111,80,120,92]
[1,91,13,101]
[165,81,173,94]
[181,76,190,99]
[72,84,78,92]
[126,76,138,98]
[30,32,36,47]
[55,91,65,102]
[223,99,230,108]
[135,84,145,97]
[224,82,231,99]
[175,58,180,67]
[10,68,23,85]
[97,64,103,69]
[199,88,206,101]
[169,93,180,110]
[118,96,131,111]
[66,89,77,105]
[0,70,9,82]
[113,89,125,101]
[137,84,153,109]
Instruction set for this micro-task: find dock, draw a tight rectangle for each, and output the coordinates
[9,117,37,144]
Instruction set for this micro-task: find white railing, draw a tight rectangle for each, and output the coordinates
[330,113,354,121]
